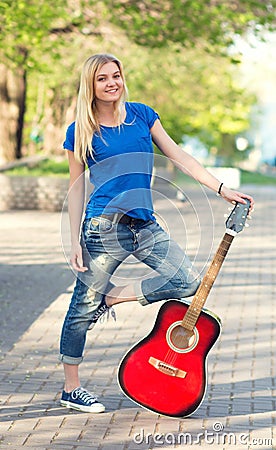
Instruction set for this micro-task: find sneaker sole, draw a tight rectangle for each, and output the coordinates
[60,399,105,413]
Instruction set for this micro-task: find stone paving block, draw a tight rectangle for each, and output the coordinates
[20,416,68,447]
[69,446,100,450]
[0,187,276,449]
[0,419,14,435]
[0,417,40,448]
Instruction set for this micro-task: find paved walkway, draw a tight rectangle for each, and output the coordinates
[0,184,275,449]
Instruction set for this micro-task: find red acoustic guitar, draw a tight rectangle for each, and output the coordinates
[118,199,251,418]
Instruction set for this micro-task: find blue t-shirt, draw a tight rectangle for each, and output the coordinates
[63,102,159,220]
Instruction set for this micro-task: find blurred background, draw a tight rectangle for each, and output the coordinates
[0,0,275,202]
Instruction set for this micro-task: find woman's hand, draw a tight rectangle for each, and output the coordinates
[220,185,254,212]
[70,242,88,272]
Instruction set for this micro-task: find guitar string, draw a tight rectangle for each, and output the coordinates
[163,234,233,365]
[150,211,247,373]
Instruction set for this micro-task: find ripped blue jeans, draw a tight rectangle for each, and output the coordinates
[59,217,200,364]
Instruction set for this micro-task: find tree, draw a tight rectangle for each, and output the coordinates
[24,33,254,163]
[105,0,276,49]
[0,0,275,162]
[126,45,256,161]
[0,63,27,161]
[0,0,70,162]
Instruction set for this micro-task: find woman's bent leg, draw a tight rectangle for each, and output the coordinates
[133,221,201,305]
[106,220,201,307]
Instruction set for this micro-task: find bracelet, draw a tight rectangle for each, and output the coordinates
[216,182,223,196]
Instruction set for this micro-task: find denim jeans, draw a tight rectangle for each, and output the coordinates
[59,217,200,364]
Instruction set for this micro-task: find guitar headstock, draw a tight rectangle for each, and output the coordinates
[225,199,251,234]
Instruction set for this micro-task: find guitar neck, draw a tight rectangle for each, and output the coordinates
[182,232,235,330]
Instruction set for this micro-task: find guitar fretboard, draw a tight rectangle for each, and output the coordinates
[182,233,234,330]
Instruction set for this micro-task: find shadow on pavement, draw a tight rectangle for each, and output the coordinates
[0,262,74,355]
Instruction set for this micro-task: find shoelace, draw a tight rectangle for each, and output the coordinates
[71,387,98,404]
[93,304,116,323]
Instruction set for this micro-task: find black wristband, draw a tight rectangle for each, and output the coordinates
[216,182,223,196]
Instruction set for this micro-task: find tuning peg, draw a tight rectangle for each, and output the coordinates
[247,214,252,220]
[224,214,229,218]
[244,223,250,227]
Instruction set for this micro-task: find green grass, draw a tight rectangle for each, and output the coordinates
[3,159,276,186]
[176,168,276,186]
[239,169,276,185]
[4,158,69,177]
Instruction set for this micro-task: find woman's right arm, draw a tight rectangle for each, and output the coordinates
[67,150,88,272]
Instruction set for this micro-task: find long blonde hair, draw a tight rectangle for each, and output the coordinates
[74,54,128,163]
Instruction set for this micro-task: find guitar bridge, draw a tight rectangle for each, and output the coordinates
[148,356,187,378]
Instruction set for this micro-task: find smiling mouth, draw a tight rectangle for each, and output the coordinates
[106,89,118,93]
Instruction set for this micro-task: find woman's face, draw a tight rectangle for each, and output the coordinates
[94,61,124,104]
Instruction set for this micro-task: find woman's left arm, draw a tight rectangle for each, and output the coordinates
[151,119,254,210]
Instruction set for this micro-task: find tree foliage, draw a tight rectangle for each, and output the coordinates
[124,45,255,147]
[0,0,69,69]
[25,30,255,161]
[105,0,276,49]
[0,0,275,162]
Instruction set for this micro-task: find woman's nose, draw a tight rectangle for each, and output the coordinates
[107,78,115,86]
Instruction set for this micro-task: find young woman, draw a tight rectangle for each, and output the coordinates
[59,53,254,413]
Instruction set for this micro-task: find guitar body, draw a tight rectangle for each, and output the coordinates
[118,299,221,418]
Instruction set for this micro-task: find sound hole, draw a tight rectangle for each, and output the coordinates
[167,321,198,353]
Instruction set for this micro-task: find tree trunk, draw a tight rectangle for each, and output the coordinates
[0,64,27,164]
[220,133,237,164]
[43,93,76,156]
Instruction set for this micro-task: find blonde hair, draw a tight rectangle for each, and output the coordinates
[74,54,128,163]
